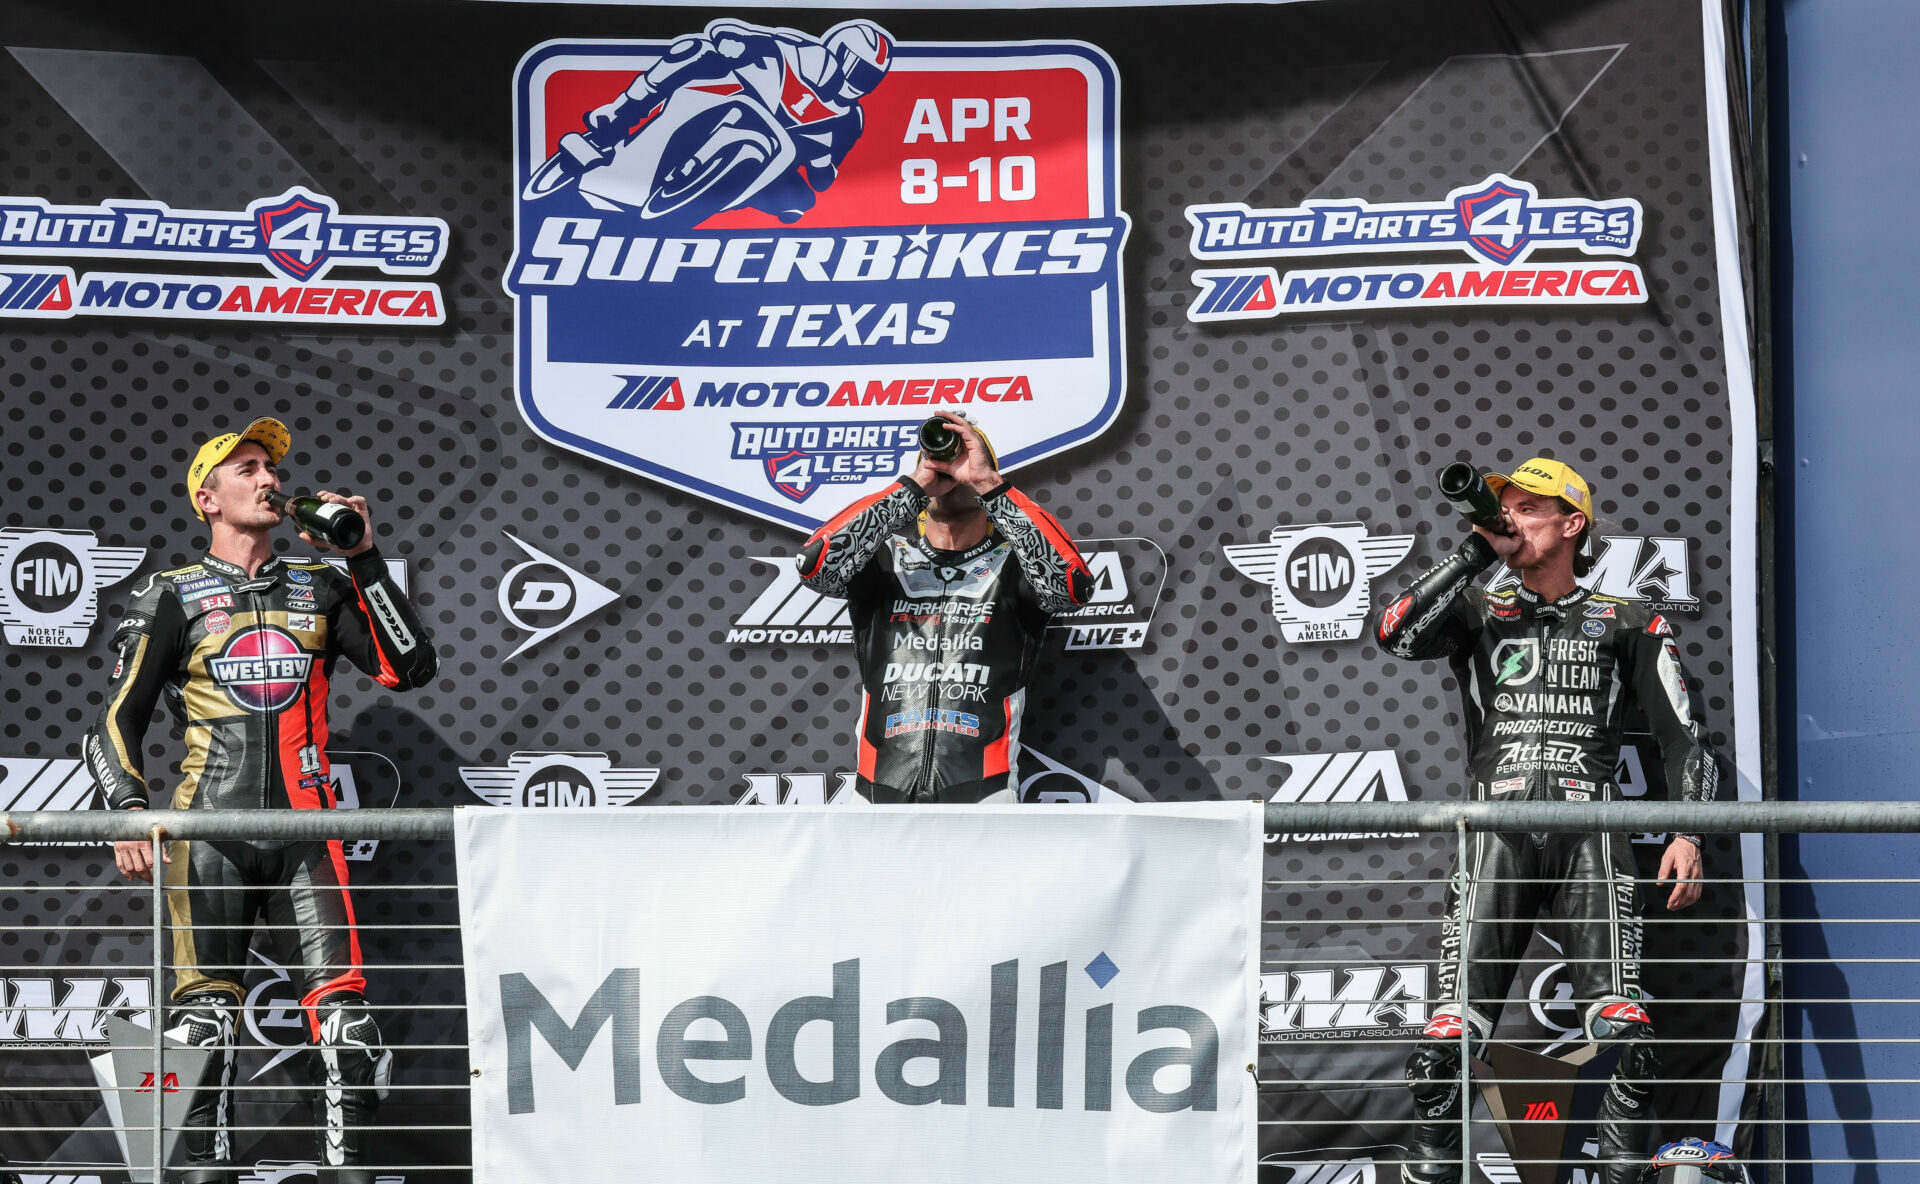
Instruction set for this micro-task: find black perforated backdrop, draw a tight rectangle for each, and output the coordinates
[0,2,1757,1181]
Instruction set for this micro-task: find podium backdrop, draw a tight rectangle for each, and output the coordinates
[0,2,1762,1181]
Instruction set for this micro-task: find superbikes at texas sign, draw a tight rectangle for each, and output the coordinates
[509,21,1129,531]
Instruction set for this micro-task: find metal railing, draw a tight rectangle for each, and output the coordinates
[3,800,1916,1182]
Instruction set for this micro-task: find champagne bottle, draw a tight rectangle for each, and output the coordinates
[1437,462,1510,535]
[918,416,962,463]
[265,490,366,550]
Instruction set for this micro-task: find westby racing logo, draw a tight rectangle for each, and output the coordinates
[1487,534,1700,614]
[1185,173,1645,319]
[207,627,312,713]
[1224,522,1414,644]
[497,530,621,662]
[0,528,144,647]
[459,752,661,808]
[726,539,1164,650]
[0,188,447,325]
[509,22,1129,531]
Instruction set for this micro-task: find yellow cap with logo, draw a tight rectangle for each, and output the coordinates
[185,417,292,520]
[1484,456,1592,515]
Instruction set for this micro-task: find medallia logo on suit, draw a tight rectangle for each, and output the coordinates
[509,20,1129,531]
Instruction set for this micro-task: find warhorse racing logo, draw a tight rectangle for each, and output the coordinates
[510,21,1129,530]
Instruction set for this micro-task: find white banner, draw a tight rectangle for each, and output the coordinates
[457,804,1262,1184]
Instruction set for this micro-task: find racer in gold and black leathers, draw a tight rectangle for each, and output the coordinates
[796,442,1091,802]
[1376,520,1719,1183]
[89,421,435,1183]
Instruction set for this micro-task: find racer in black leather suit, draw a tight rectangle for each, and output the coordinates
[92,422,435,1183]
[797,414,1092,802]
[1375,479,1719,1184]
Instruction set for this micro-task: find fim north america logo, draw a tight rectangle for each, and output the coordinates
[1224,522,1414,644]
[1184,173,1644,319]
[460,752,661,809]
[0,187,446,326]
[0,528,144,648]
[509,21,1129,531]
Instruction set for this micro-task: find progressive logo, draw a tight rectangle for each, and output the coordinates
[509,23,1129,531]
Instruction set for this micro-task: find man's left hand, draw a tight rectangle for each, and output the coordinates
[299,491,374,558]
[934,412,1000,495]
[1658,837,1704,910]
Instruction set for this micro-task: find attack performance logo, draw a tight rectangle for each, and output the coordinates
[459,752,661,808]
[0,188,447,326]
[1184,173,1644,320]
[510,22,1130,531]
[1224,522,1414,644]
[0,528,144,647]
[497,530,622,662]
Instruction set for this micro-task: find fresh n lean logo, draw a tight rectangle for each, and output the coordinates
[1185,173,1644,319]
[510,23,1129,531]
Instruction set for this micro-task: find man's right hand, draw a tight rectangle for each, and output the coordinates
[1473,517,1523,562]
[113,823,170,884]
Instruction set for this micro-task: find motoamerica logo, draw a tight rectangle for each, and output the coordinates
[1224,522,1414,644]
[509,22,1129,532]
[1262,750,1416,843]
[0,975,152,1044]
[727,540,1163,650]
[500,954,1219,1114]
[1185,173,1645,320]
[0,188,448,326]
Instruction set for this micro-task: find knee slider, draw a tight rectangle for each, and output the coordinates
[1585,996,1655,1044]
[169,990,239,1053]
[311,995,392,1102]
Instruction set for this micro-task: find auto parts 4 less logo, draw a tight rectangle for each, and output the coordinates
[509,21,1129,531]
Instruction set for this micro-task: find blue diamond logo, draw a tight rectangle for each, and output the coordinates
[1084,952,1120,989]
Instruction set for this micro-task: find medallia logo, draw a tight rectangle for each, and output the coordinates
[207,627,312,713]
[509,22,1129,531]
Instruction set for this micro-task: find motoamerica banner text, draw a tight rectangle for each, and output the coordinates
[455,805,1262,1183]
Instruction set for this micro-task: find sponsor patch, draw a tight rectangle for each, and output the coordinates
[286,613,317,633]
[1584,602,1617,618]
[196,593,235,611]
[203,610,232,635]
[285,568,314,584]
[1490,776,1524,794]
[1581,619,1606,637]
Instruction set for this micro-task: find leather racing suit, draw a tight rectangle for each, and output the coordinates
[797,475,1092,802]
[1374,533,1720,1184]
[85,548,435,1175]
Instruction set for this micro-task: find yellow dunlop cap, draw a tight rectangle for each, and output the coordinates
[185,417,291,520]
[1485,456,1591,515]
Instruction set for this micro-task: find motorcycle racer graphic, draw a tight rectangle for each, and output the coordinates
[524,19,894,225]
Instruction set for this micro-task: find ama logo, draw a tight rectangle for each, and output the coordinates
[510,22,1129,531]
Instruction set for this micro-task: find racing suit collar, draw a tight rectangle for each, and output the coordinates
[912,529,1001,565]
[199,551,285,586]
[1516,580,1589,618]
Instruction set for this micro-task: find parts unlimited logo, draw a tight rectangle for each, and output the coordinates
[1185,173,1645,319]
[0,528,144,647]
[459,752,661,808]
[1224,522,1414,644]
[0,188,447,326]
[508,22,1129,531]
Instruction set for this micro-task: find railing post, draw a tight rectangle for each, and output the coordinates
[1456,817,1471,1180]
[150,826,165,1184]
